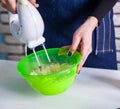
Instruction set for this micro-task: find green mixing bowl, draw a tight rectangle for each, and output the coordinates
[17,48,82,95]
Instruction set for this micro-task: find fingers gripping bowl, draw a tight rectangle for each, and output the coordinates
[17,48,82,95]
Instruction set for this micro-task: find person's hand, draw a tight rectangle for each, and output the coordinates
[1,0,17,13]
[69,16,98,72]
[1,0,39,14]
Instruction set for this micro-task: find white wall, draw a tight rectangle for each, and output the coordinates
[113,0,120,70]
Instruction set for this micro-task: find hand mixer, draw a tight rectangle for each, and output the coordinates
[8,0,51,70]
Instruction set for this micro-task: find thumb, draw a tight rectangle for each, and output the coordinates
[29,0,39,7]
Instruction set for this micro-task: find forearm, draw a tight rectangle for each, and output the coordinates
[91,0,118,22]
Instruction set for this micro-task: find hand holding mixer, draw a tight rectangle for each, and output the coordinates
[8,0,51,69]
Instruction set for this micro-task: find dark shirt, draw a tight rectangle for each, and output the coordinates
[37,0,118,23]
[91,0,118,22]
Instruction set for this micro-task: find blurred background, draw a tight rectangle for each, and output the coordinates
[0,0,120,70]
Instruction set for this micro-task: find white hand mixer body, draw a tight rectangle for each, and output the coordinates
[9,0,45,49]
[8,0,51,67]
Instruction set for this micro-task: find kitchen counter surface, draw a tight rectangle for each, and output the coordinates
[0,60,120,109]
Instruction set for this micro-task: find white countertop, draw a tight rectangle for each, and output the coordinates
[0,60,120,109]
